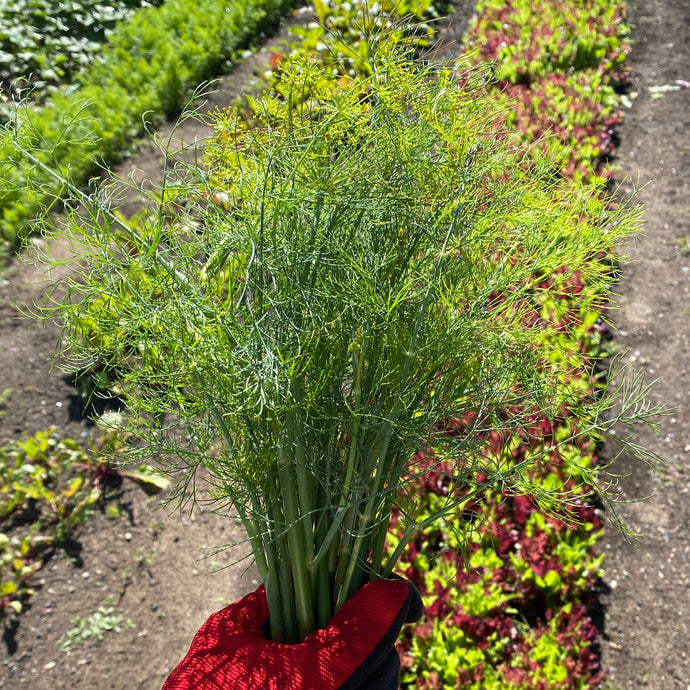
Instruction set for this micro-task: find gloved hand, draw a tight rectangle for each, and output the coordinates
[162,577,423,690]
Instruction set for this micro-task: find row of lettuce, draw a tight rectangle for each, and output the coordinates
[391,0,632,687]
[0,1,631,688]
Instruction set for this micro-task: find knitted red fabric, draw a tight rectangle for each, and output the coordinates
[162,578,412,690]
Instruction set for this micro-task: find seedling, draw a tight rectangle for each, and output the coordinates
[58,597,135,652]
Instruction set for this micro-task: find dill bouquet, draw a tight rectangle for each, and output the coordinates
[27,44,658,647]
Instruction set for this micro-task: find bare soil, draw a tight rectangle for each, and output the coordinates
[0,2,687,688]
[595,1,690,687]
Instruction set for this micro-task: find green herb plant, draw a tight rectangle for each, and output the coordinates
[29,41,661,645]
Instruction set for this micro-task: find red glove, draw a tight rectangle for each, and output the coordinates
[162,578,423,690]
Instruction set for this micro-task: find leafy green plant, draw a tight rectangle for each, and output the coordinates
[0,0,163,112]
[134,546,156,569]
[106,504,124,520]
[31,36,662,646]
[0,424,167,619]
[673,235,690,256]
[0,388,10,416]
[0,428,100,617]
[0,429,101,539]
[465,0,631,86]
[0,531,42,617]
[58,596,135,651]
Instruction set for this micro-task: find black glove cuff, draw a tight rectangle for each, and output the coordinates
[338,579,424,690]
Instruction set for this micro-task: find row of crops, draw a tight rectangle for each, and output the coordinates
[0,0,164,106]
[394,2,633,686]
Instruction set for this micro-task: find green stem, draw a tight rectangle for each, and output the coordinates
[313,507,332,629]
[309,504,348,568]
[291,378,316,569]
[335,420,396,610]
[276,532,298,643]
[381,523,417,579]
[381,485,487,578]
[236,495,268,580]
[333,501,360,610]
[263,535,286,643]
[347,529,371,598]
[329,328,370,608]
[266,468,298,643]
[370,445,416,578]
[261,486,288,642]
[340,324,367,502]
[369,497,395,581]
[278,446,315,641]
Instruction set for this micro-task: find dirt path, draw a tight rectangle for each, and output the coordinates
[0,2,688,688]
[596,1,690,688]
